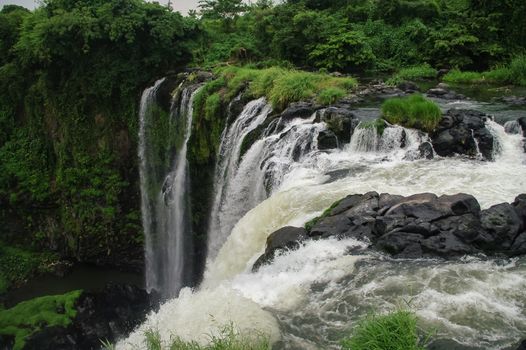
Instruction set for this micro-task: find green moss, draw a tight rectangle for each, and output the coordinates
[304,198,343,232]
[381,94,442,132]
[341,310,425,350]
[0,290,82,350]
[205,93,222,121]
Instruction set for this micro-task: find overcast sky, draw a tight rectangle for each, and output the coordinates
[0,0,200,15]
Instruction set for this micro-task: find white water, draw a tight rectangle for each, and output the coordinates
[139,84,201,298]
[207,98,272,259]
[126,99,526,349]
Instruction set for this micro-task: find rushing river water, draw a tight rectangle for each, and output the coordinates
[121,85,526,349]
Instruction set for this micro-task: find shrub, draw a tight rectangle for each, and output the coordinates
[443,56,526,86]
[381,94,441,132]
[508,55,526,86]
[0,290,82,350]
[340,310,425,350]
[442,70,486,84]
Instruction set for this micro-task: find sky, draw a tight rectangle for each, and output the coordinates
[0,0,200,15]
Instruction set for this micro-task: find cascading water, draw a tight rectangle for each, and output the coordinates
[207,98,272,258]
[139,82,201,298]
[123,91,526,349]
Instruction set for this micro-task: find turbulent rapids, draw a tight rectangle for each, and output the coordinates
[124,81,526,350]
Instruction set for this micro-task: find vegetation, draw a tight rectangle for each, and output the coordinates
[443,56,526,86]
[143,324,270,350]
[387,64,437,85]
[381,94,442,132]
[358,118,387,136]
[0,290,82,350]
[0,0,198,265]
[0,242,59,293]
[341,310,426,350]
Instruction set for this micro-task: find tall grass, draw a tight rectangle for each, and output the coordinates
[340,310,426,350]
[387,64,437,85]
[443,55,526,86]
[381,94,442,132]
[143,324,270,350]
[210,66,357,110]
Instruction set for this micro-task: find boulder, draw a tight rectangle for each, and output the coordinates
[317,130,339,150]
[281,102,318,120]
[253,192,526,269]
[517,339,526,350]
[418,141,434,159]
[427,86,465,100]
[519,117,526,137]
[397,81,419,93]
[431,109,494,160]
[252,227,307,271]
[316,107,359,144]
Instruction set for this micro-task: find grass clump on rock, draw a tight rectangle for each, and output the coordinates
[0,290,82,350]
[381,94,441,132]
[341,310,426,350]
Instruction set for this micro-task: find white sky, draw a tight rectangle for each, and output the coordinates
[0,0,200,15]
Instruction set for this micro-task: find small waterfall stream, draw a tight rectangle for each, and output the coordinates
[139,82,201,298]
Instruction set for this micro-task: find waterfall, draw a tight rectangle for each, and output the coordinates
[123,89,526,350]
[207,112,323,260]
[207,98,272,259]
[139,82,201,298]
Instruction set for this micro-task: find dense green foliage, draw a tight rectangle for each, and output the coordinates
[0,243,59,293]
[142,324,270,350]
[0,290,82,350]
[381,94,442,132]
[387,64,437,85]
[0,0,197,266]
[341,310,425,350]
[194,0,526,73]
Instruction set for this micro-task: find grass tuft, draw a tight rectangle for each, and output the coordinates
[443,55,526,86]
[381,94,441,132]
[388,64,437,85]
[341,310,425,350]
[304,198,343,232]
[143,323,270,350]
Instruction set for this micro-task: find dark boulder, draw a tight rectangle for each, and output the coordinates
[397,81,420,93]
[517,339,526,350]
[317,130,339,150]
[418,141,434,159]
[253,192,526,269]
[23,326,78,350]
[427,86,465,100]
[281,102,318,120]
[315,107,359,144]
[480,203,522,250]
[519,117,526,137]
[0,334,15,350]
[431,109,494,160]
[252,227,307,271]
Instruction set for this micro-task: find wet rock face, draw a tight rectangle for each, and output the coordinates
[23,284,153,350]
[253,192,526,269]
[431,109,494,160]
[252,227,307,271]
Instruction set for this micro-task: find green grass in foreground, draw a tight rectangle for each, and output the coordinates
[341,310,425,350]
[195,66,358,111]
[443,55,526,86]
[381,94,442,132]
[0,290,82,350]
[142,324,270,350]
[387,64,437,85]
